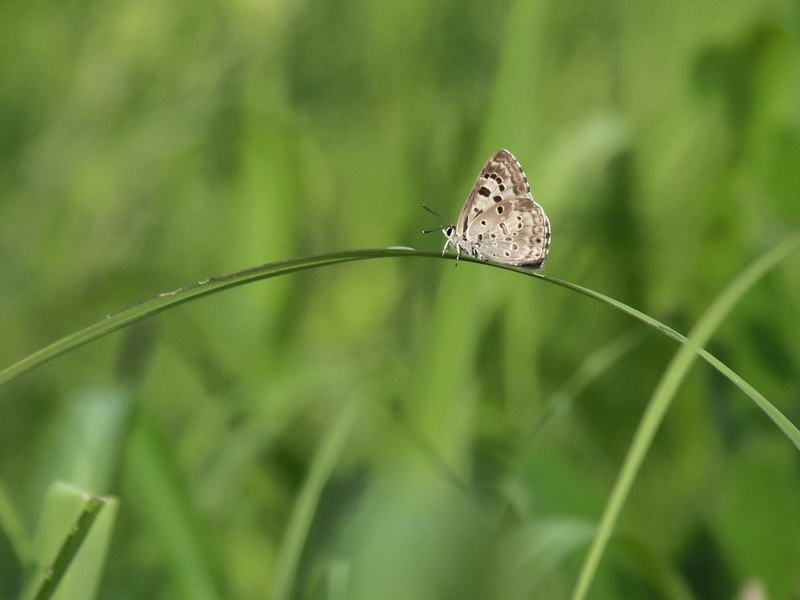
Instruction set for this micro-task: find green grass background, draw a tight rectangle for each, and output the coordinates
[2,0,800,598]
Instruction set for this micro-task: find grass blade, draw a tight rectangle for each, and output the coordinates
[0,248,421,389]
[270,399,361,600]
[570,231,800,600]
[23,483,116,600]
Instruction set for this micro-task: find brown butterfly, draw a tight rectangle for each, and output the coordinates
[434,149,550,268]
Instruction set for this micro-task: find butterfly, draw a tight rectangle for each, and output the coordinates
[431,149,550,268]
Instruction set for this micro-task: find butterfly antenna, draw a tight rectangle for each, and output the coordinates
[421,204,452,234]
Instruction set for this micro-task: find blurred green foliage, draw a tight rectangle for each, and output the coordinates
[1,0,800,598]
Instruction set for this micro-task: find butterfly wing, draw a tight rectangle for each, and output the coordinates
[464,197,550,267]
[453,149,531,235]
[450,149,550,268]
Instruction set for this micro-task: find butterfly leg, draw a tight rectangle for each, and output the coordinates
[441,238,461,266]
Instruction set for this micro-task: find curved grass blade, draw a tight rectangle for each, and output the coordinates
[531,236,800,450]
[0,248,424,389]
[2,240,797,449]
[570,231,800,600]
[2,238,798,451]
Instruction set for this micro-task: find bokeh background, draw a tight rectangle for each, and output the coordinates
[2,0,800,598]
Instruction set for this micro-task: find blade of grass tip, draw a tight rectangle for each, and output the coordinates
[31,495,109,600]
[270,398,361,600]
[0,248,428,389]
[570,231,800,600]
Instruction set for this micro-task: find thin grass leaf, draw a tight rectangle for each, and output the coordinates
[31,496,107,600]
[270,399,361,600]
[3,240,797,447]
[0,248,422,389]
[535,234,800,450]
[22,483,116,600]
[570,231,800,600]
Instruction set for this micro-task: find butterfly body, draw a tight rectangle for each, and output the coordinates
[444,149,550,268]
